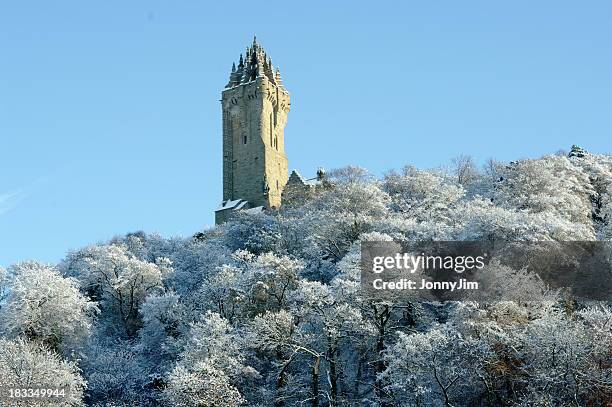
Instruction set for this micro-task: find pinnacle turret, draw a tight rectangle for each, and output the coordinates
[274,67,283,87]
[225,37,283,88]
[227,61,241,87]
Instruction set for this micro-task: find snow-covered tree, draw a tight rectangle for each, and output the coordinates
[505,305,611,406]
[81,337,156,406]
[301,167,391,262]
[164,311,254,405]
[0,262,97,354]
[383,166,465,223]
[138,291,187,367]
[166,238,232,296]
[249,309,322,406]
[0,266,10,304]
[598,184,612,239]
[451,154,481,190]
[62,244,170,336]
[162,362,245,407]
[457,197,595,241]
[493,155,596,236]
[180,311,255,379]
[222,212,283,254]
[291,279,375,405]
[384,325,490,406]
[0,338,86,406]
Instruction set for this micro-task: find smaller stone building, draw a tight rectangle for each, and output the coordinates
[281,168,327,207]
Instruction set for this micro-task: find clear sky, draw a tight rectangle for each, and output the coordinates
[1,1,611,267]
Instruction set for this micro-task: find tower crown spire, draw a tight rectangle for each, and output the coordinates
[226,37,282,88]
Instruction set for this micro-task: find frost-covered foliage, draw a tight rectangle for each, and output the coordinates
[384,325,490,406]
[2,148,611,406]
[0,338,86,406]
[138,291,187,367]
[162,362,245,407]
[61,244,171,337]
[0,262,97,355]
[384,166,465,222]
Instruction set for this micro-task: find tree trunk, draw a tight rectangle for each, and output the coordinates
[373,304,392,406]
[354,353,364,399]
[311,355,321,407]
[328,346,339,406]
[275,349,293,407]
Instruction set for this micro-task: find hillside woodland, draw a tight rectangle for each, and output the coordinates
[1,146,611,406]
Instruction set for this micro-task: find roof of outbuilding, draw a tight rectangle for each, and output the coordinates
[215,199,249,212]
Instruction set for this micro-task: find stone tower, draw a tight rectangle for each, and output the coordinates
[215,37,290,224]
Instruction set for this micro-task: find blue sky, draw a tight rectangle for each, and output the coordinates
[1,1,611,267]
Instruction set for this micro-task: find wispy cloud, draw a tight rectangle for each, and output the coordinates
[0,175,51,218]
[0,190,25,215]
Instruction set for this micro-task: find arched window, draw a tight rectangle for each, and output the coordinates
[243,135,247,144]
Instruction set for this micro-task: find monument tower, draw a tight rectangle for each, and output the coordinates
[215,37,290,224]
